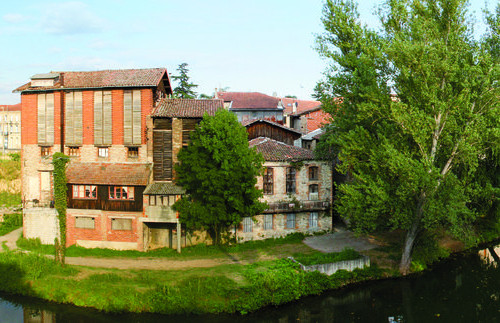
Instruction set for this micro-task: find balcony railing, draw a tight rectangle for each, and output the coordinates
[263,200,330,213]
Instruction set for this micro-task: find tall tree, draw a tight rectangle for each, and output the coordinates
[316,0,499,274]
[173,109,266,245]
[172,63,198,99]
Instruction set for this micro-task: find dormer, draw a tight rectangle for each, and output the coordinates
[30,73,60,87]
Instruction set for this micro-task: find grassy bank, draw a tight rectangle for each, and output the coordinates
[0,213,22,236]
[0,250,385,314]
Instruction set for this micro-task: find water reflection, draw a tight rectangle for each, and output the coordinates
[0,244,499,322]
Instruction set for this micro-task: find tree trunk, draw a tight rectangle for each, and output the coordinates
[400,194,425,275]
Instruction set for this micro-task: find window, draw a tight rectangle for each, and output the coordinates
[37,93,54,145]
[286,168,296,194]
[65,91,83,145]
[72,185,97,199]
[243,217,253,233]
[123,90,142,145]
[41,146,51,157]
[111,218,132,231]
[68,146,80,157]
[127,146,139,158]
[286,214,296,229]
[309,184,319,200]
[98,147,108,158]
[109,186,135,200]
[264,214,273,230]
[149,195,156,206]
[75,217,95,229]
[263,168,274,194]
[309,166,319,180]
[94,91,112,146]
[309,212,319,229]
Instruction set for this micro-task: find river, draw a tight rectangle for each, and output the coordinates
[0,244,499,323]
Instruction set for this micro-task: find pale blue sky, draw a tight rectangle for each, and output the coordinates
[1,0,496,104]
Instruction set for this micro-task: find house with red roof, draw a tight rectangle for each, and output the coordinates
[216,91,284,124]
[281,97,330,134]
[14,68,224,252]
[237,137,332,241]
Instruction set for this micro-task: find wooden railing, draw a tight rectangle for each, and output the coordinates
[263,200,330,213]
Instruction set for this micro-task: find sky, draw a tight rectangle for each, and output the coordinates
[0,0,497,104]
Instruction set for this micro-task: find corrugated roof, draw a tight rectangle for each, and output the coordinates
[217,92,281,110]
[144,182,185,195]
[249,137,315,162]
[14,68,167,92]
[152,98,223,118]
[66,163,150,186]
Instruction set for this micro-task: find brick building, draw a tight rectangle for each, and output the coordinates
[238,137,332,241]
[282,98,330,134]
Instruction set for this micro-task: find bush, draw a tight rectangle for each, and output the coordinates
[0,213,22,236]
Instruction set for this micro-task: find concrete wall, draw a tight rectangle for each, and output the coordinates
[23,208,59,244]
[297,256,370,275]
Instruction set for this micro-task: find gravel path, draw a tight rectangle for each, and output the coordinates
[303,228,381,253]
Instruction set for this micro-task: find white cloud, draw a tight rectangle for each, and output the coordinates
[3,13,26,23]
[40,2,105,35]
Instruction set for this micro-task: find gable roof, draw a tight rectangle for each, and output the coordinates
[242,118,302,135]
[66,163,150,186]
[217,92,281,110]
[152,98,224,118]
[281,98,321,115]
[249,137,315,162]
[14,68,169,92]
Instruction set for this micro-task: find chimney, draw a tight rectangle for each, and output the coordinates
[292,102,297,114]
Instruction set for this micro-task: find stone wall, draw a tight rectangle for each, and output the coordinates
[23,208,59,244]
[297,256,370,275]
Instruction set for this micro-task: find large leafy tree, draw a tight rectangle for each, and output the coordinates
[316,0,499,274]
[172,63,198,98]
[173,109,266,245]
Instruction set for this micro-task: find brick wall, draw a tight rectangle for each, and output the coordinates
[305,109,330,133]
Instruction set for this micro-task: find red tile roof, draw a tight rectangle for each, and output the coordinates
[14,68,167,92]
[152,99,224,118]
[281,98,322,115]
[217,92,281,110]
[66,163,150,186]
[249,137,315,162]
[0,103,21,112]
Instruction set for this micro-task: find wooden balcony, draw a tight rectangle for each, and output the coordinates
[263,200,330,214]
[144,205,178,223]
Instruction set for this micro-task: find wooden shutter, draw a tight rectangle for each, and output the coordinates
[182,119,198,146]
[153,130,172,180]
[123,90,132,145]
[132,90,142,145]
[103,91,112,145]
[65,92,74,144]
[37,94,46,144]
[94,91,103,145]
[46,93,54,145]
[74,92,83,145]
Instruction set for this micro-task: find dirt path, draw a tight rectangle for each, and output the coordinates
[0,227,22,251]
[304,227,382,253]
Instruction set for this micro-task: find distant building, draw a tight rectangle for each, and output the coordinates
[282,98,330,134]
[0,103,21,153]
[216,91,284,124]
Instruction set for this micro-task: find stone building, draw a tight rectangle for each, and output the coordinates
[237,137,332,241]
[0,103,21,153]
[216,91,284,124]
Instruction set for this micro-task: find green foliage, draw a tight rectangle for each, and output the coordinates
[173,109,267,245]
[52,153,70,265]
[0,213,22,236]
[8,153,20,162]
[0,158,20,181]
[172,63,198,99]
[294,248,360,266]
[0,191,21,207]
[316,0,500,273]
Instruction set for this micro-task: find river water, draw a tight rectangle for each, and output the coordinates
[0,244,499,323]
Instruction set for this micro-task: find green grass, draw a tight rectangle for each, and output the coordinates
[0,192,21,208]
[293,248,361,266]
[0,158,20,181]
[0,213,22,236]
[17,232,312,259]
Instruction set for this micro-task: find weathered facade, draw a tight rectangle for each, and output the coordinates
[243,118,302,145]
[0,103,21,153]
[238,137,332,241]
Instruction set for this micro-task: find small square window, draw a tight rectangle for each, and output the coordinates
[68,146,80,157]
[127,147,139,158]
[41,146,51,157]
[149,195,156,206]
[98,147,109,158]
